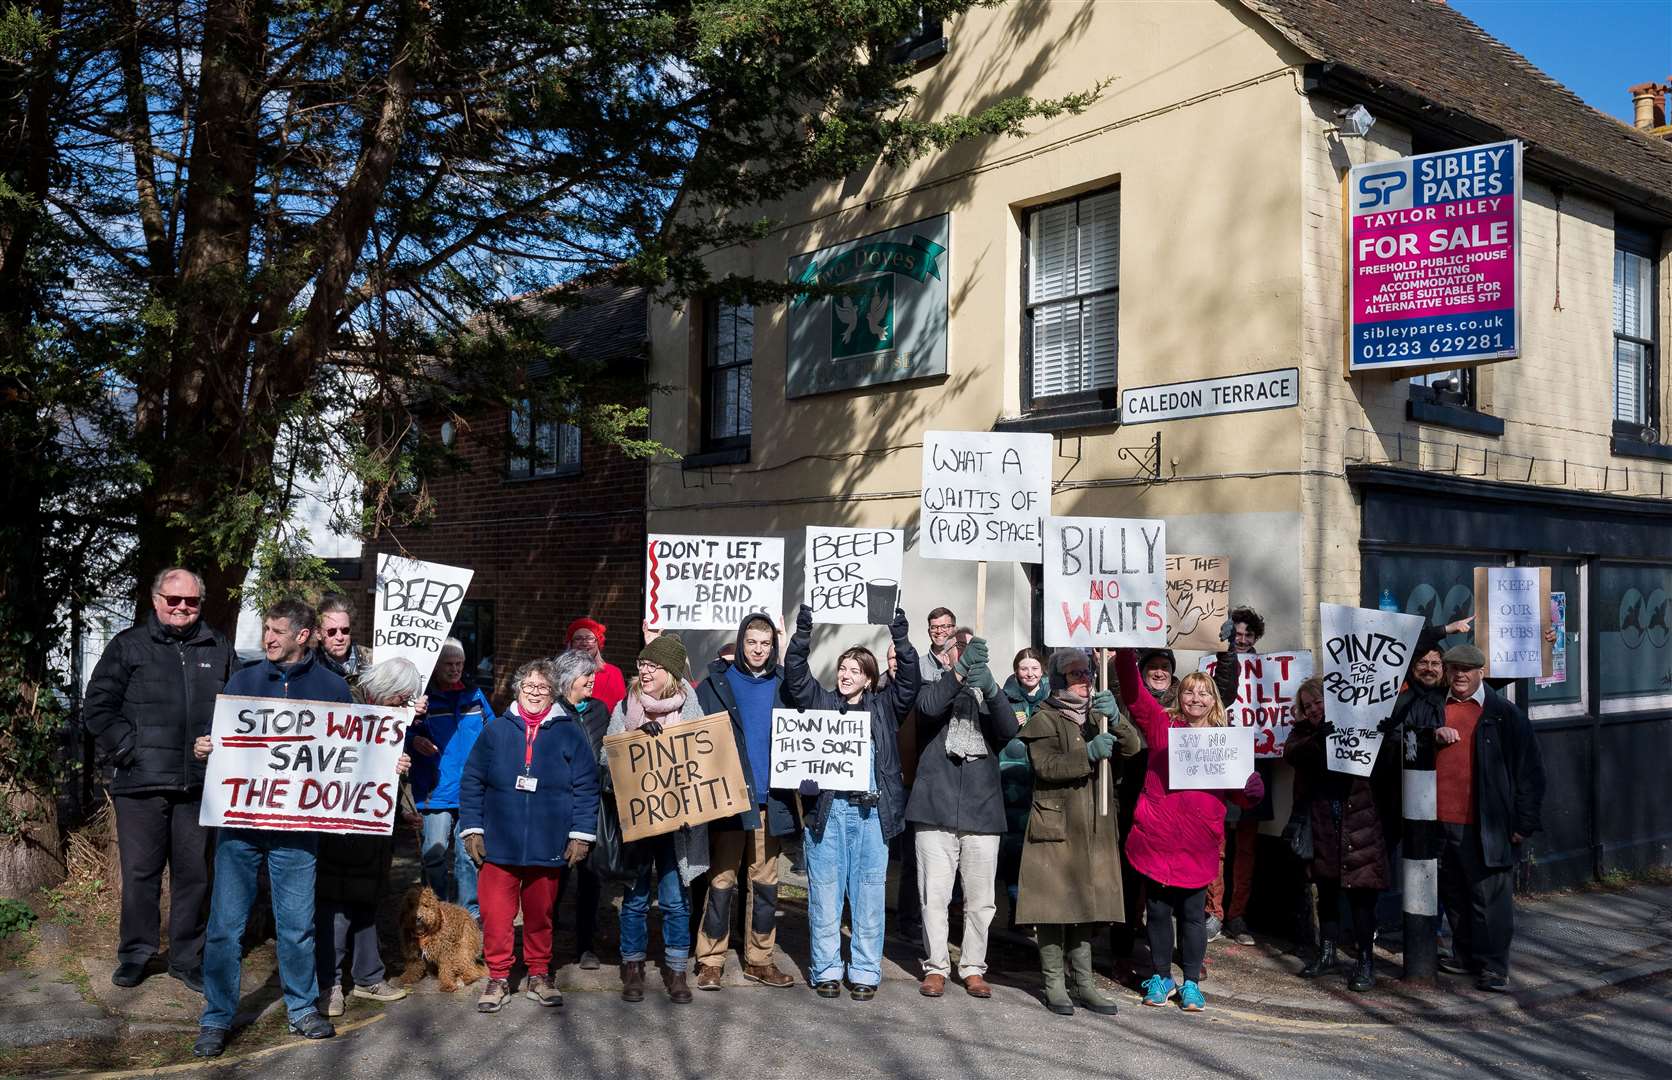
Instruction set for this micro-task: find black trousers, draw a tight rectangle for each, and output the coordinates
[1438,822,1514,976]
[1144,877,1208,982]
[1315,877,1378,956]
[554,860,601,953]
[113,791,211,970]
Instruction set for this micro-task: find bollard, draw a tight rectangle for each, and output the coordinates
[1400,723,1438,982]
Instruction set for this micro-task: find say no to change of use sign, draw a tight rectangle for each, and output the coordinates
[1168,726,1255,791]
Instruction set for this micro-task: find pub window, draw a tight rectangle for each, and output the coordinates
[1597,563,1672,714]
[1614,229,1660,438]
[1408,368,1476,409]
[1023,187,1119,413]
[507,398,581,479]
[703,300,753,450]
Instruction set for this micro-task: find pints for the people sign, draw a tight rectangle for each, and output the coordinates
[1348,140,1521,374]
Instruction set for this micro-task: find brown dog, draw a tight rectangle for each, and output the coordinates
[397,885,487,992]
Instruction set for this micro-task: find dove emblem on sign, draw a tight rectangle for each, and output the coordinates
[835,295,860,345]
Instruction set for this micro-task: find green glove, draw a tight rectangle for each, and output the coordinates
[962,637,990,667]
[1086,732,1117,762]
[966,660,999,697]
[1090,689,1118,719]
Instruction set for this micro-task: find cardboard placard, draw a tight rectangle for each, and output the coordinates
[602,712,751,842]
[199,695,411,834]
[1167,555,1231,651]
[1042,516,1168,647]
[1167,726,1255,791]
[1473,566,1552,678]
[769,709,873,792]
[804,527,905,625]
[919,430,1052,562]
[373,554,474,684]
[1320,603,1425,776]
[1198,651,1314,758]
[644,534,785,631]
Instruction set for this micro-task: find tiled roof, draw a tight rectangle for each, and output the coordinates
[1240,0,1672,206]
[506,282,650,371]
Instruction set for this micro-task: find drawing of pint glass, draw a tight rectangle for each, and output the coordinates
[866,579,900,625]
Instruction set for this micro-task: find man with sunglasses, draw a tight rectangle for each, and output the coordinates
[85,567,237,992]
[315,594,372,684]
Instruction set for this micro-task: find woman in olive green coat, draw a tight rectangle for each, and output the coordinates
[1015,649,1142,1017]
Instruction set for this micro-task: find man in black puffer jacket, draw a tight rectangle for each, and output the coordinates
[83,568,236,992]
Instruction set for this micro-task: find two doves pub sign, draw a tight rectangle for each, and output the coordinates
[786,214,950,398]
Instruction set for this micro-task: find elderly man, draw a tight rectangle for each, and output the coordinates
[315,594,372,684]
[84,568,236,992]
[1433,643,1546,992]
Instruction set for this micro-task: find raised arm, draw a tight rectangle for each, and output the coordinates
[783,605,824,708]
[1115,647,1172,746]
[885,610,920,718]
[1211,650,1241,707]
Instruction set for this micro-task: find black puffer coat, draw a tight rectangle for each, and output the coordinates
[83,613,237,795]
[1284,716,1399,889]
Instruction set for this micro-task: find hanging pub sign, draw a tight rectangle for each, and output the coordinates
[786,214,950,397]
[1347,140,1521,374]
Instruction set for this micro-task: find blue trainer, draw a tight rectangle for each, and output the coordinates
[1140,974,1174,1007]
[1178,980,1206,1011]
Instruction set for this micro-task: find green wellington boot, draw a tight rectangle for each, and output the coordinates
[1068,924,1119,1016]
[1037,925,1074,1016]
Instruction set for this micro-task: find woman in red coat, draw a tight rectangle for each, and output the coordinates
[565,618,627,714]
[1115,647,1263,1013]
[1283,675,1399,992]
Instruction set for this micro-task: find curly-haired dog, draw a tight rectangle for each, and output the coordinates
[398,885,486,992]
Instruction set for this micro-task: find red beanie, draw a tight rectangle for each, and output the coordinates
[567,617,607,649]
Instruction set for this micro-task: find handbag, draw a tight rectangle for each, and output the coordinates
[589,791,648,883]
[1282,802,1314,861]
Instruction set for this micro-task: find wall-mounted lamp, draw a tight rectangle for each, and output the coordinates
[440,419,456,447]
[1335,103,1376,138]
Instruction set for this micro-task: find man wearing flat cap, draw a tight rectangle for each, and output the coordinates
[1432,643,1546,991]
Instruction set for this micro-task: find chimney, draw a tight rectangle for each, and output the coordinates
[1629,81,1668,129]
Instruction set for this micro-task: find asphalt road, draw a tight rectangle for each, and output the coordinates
[187,974,1670,1080]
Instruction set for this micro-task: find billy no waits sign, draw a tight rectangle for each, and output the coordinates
[1120,368,1299,425]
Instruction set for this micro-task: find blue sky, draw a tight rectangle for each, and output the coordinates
[1452,1,1671,123]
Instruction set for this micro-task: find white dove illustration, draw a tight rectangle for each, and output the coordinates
[835,295,860,344]
[866,287,890,343]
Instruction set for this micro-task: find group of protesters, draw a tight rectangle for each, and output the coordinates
[83,565,1545,1057]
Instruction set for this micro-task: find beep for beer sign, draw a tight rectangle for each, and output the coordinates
[1348,140,1521,373]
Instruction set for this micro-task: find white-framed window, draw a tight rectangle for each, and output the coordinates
[1614,229,1659,436]
[703,300,753,449]
[1023,187,1119,411]
[507,398,581,479]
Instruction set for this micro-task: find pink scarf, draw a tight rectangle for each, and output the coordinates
[624,685,686,731]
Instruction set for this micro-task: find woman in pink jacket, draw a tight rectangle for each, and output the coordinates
[1115,647,1263,1013]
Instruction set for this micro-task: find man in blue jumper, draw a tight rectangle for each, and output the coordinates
[692,613,799,990]
[191,598,352,1058]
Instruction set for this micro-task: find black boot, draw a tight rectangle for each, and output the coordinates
[1300,940,1336,978]
[1347,955,1375,993]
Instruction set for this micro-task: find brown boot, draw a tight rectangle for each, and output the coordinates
[620,961,645,1003]
[695,964,725,991]
[663,965,693,1004]
[742,962,795,989]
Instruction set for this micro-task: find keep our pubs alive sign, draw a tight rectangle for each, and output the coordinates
[1348,140,1521,373]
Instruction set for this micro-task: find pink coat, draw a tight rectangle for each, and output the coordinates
[1117,648,1259,890]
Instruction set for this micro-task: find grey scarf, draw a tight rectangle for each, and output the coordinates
[944,687,989,761]
[1046,687,1090,730]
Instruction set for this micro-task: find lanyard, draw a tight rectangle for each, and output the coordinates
[523,720,540,770]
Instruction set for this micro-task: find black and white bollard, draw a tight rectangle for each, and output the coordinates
[1401,724,1439,982]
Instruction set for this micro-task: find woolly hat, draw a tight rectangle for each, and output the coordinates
[1442,643,1487,669]
[567,617,607,649]
[1136,648,1177,674]
[639,634,688,677]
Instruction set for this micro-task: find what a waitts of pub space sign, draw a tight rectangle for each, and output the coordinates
[786,214,950,397]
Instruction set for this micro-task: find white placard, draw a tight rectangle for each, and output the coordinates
[1320,603,1425,776]
[644,534,786,631]
[1198,651,1315,758]
[199,695,411,833]
[373,554,474,685]
[919,431,1052,562]
[1167,725,1255,791]
[804,527,905,625]
[769,709,872,792]
[1042,516,1167,647]
[1483,566,1543,678]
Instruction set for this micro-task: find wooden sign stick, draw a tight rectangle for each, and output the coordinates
[974,560,988,636]
[1096,648,1110,819]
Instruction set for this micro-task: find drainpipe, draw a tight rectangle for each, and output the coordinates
[1400,726,1439,983]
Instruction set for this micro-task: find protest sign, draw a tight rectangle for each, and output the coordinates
[804,527,905,625]
[1473,566,1552,678]
[1043,516,1167,648]
[1536,592,1568,687]
[1167,555,1231,651]
[603,713,751,842]
[373,554,474,684]
[920,431,1052,562]
[1348,140,1521,374]
[199,695,411,834]
[644,534,785,631]
[1167,726,1255,791]
[1320,603,1425,777]
[769,709,873,792]
[1198,651,1314,757]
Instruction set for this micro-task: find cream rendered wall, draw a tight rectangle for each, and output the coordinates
[649,0,1314,667]
[1296,94,1672,646]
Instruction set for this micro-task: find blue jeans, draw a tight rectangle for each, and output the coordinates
[619,836,690,972]
[420,810,479,919]
[805,797,888,987]
[201,829,320,1030]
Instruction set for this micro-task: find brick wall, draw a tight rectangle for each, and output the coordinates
[364,400,647,707]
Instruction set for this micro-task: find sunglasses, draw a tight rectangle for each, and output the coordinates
[322,627,352,637]
[158,594,202,608]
